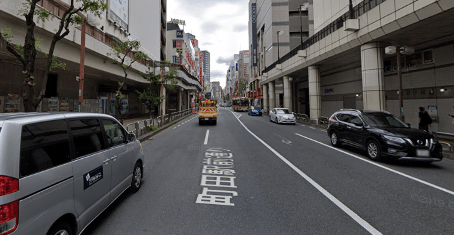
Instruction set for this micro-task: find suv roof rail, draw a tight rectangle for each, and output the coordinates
[340,109,360,112]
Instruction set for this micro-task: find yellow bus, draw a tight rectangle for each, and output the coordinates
[232,97,248,112]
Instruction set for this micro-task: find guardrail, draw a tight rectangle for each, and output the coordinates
[435,132,454,152]
[125,109,195,138]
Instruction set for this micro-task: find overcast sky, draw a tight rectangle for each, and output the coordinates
[167,0,250,88]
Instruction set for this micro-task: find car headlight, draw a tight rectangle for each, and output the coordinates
[382,135,406,144]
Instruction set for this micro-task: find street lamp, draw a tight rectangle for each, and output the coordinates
[299,3,309,49]
[277,30,284,62]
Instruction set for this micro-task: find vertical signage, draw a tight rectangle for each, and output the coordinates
[176,30,184,38]
[251,3,257,67]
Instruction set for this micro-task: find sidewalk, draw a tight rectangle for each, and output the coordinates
[122,113,196,142]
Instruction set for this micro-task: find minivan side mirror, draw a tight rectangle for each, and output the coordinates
[406,123,411,128]
[127,133,136,142]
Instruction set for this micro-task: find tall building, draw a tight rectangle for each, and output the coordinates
[201,51,211,96]
[248,0,313,108]
[160,0,167,60]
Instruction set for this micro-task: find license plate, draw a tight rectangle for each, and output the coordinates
[205,118,209,120]
[416,149,430,157]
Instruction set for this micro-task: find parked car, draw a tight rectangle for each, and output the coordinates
[327,109,443,162]
[0,113,144,235]
[269,108,296,124]
[248,106,262,116]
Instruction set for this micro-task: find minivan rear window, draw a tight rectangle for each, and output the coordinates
[20,120,71,177]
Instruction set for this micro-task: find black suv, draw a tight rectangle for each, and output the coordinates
[327,109,443,163]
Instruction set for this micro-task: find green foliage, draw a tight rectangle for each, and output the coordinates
[35,6,54,22]
[49,55,66,71]
[146,125,158,132]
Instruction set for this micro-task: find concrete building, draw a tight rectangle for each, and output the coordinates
[248,0,313,108]
[259,0,454,134]
[201,50,211,96]
[0,0,200,115]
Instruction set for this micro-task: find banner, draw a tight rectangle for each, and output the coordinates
[109,0,129,29]
[176,40,182,48]
[251,3,257,66]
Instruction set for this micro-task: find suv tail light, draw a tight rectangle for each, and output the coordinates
[0,177,18,196]
[0,201,19,235]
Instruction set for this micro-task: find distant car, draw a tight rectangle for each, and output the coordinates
[248,106,262,116]
[327,109,443,162]
[269,108,296,124]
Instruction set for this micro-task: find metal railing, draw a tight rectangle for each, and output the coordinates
[125,108,195,138]
[435,132,454,152]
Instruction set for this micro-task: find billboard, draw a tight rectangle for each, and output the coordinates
[109,0,129,29]
[251,3,257,66]
[243,51,250,64]
[176,30,184,38]
[176,40,182,48]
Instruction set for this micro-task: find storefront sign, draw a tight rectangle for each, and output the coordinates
[109,0,129,29]
[176,30,184,38]
[251,3,257,67]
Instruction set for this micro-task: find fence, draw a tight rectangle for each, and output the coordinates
[125,108,195,138]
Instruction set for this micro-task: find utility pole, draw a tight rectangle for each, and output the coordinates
[397,48,404,121]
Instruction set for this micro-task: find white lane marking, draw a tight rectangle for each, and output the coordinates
[232,113,381,235]
[309,127,316,130]
[300,124,306,127]
[273,133,292,145]
[204,130,210,145]
[295,133,454,197]
[173,127,176,129]
[321,130,327,132]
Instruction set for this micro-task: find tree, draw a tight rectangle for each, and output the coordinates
[0,0,107,112]
[109,40,147,117]
[136,62,179,119]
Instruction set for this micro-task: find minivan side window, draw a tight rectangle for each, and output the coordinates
[102,119,126,147]
[20,120,71,177]
[69,119,106,158]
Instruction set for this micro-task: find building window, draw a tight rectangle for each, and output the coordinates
[423,50,433,64]
[173,40,177,48]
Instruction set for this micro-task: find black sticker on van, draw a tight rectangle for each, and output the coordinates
[83,166,103,190]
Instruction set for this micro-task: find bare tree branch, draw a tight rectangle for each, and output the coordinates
[0,34,26,67]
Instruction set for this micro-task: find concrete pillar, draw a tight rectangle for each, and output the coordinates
[268,81,275,111]
[263,84,268,111]
[178,89,182,111]
[187,91,190,109]
[361,42,385,110]
[309,66,321,123]
[283,76,292,110]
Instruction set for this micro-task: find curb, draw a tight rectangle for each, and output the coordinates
[137,114,196,142]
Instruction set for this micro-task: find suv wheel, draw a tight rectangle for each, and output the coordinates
[367,140,382,161]
[330,132,341,147]
[47,222,73,235]
[131,162,142,193]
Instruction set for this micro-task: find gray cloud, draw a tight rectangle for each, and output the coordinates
[233,24,247,32]
[216,56,234,66]
[210,70,226,78]
[201,22,220,34]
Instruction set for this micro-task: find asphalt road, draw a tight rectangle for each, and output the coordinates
[83,107,454,235]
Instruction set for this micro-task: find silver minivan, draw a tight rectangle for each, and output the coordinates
[0,113,144,235]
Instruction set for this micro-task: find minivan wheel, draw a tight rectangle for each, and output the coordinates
[47,222,73,235]
[131,163,142,193]
[367,140,382,161]
[330,132,341,147]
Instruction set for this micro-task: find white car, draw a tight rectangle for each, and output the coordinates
[269,108,296,124]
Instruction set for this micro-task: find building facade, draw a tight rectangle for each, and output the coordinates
[259,0,454,134]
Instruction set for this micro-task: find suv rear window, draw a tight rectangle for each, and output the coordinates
[20,120,71,177]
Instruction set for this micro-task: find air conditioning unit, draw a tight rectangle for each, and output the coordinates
[344,19,359,32]
[87,13,102,27]
[385,46,397,55]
